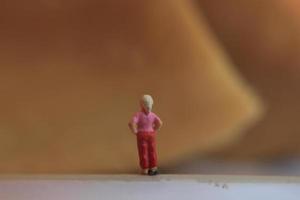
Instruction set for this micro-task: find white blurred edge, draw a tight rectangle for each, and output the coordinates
[0,175,299,200]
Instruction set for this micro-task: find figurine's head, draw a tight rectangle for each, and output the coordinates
[140,94,153,114]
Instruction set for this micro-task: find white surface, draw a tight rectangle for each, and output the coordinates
[0,175,299,200]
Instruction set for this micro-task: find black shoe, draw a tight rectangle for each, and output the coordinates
[148,169,159,176]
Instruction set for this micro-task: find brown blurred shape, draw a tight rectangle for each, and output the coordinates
[197,0,300,160]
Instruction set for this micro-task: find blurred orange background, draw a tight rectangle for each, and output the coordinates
[0,0,299,174]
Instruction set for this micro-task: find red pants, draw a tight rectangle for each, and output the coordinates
[137,132,157,169]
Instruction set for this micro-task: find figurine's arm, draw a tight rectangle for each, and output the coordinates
[128,122,138,135]
[154,118,163,132]
[129,113,139,135]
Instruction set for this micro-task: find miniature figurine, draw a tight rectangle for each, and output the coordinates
[128,95,163,176]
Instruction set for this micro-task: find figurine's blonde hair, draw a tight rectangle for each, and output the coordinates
[141,94,153,109]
